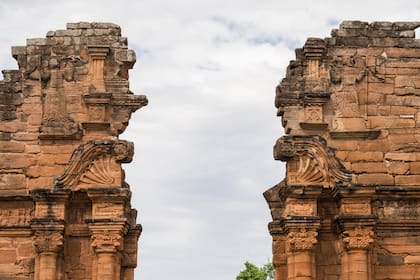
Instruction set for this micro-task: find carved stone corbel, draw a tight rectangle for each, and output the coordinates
[274,135,352,188]
[54,140,134,190]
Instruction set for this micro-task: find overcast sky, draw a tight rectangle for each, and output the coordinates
[0,1,419,279]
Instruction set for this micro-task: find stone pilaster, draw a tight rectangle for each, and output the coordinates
[87,45,109,92]
[333,186,375,280]
[286,229,318,280]
[31,189,69,280]
[340,228,374,280]
[121,225,142,280]
[279,186,321,280]
[89,220,128,280]
[32,228,64,280]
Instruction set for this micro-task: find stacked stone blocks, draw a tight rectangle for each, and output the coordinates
[0,22,146,280]
[265,21,420,280]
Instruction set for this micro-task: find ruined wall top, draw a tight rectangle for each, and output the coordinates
[273,20,420,190]
[0,22,147,193]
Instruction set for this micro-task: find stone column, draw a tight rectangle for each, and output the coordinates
[334,186,375,280]
[286,229,318,280]
[91,231,123,280]
[121,225,142,280]
[341,228,374,280]
[33,230,64,280]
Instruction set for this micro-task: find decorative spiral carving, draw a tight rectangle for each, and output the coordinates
[55,140,133,189]
[274,135,352,188]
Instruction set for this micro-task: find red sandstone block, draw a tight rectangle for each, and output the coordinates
[27,113,42,126]
[352,162,387,173]
[404,256,420,264]
[0,154,36,169]
[329,140,359,151]
[391,118,415,128]
[346,151,384,162]
[389,134,417,144]
[410,162,420,174]
[368,82,395,95]
[385,152,417,161]
[358,139,390,152]
[0,174,26,190]
[356,173,394,185]
[390,106,418,115]
[395,175,420,185]
[0,121,27,133]
[0,250,17,264]
[0,141,25,153]
[27,177,53,190]
[387,162,410,175]
[369,116,395,128]
[385,95,404,106]
[376,265,418,279]
[403,96,420,107]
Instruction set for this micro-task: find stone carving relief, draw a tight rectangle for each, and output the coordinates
[286,229,318,252]
[55,140,133,190]
[37,56,88,140]
[0,208,31,226]
[375,200,420,219]
[342,228,374,250]
[91,232,122,253]
[79,155,120,186]
[33,231,64,253]
[274,136,352,188]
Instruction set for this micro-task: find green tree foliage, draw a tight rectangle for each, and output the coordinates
[236,261,274,280]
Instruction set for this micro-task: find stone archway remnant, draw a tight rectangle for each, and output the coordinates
[0,22,147,280]
[265,21,420,280]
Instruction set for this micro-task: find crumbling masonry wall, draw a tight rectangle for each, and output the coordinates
[0,22,147,280]
[265,21,420,280]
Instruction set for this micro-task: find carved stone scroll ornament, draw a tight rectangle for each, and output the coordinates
[54,140,134,189]
[33,231,64,253]
[286,229,318,252]
[342,228,374,250]
[274,135,352,188]
[91,232,123,253]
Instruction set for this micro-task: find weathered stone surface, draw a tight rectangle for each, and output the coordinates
[265,21,420,280]
[0,22,145,280]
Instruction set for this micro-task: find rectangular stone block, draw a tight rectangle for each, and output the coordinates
[385,152,417,161]
[411,162,420,174]
[26,38,46,45]
[378,254,404,265]
[356,173,394,185]
[376,265,418,279]
[395,175,420,185]
[0,250,16,264]
[0,141,25,153]
[404,255,420,264]
[387,162,410,175]
[27,177,53,190]
[352,162,387,173]
[358,139,390,152]
[346,151,384,162]
[0,174,26,190]
[0,154,36,168]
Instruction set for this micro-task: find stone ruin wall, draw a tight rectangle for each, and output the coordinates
[0,22,147,280]
[265,21,420,280]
